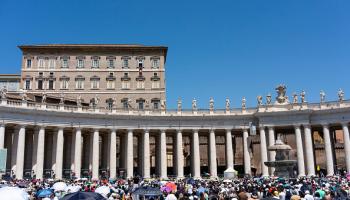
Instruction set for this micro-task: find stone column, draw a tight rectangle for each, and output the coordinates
[176,129,184,178]
[126,129,133,178]
[109,129,117,178]
[294,125,305,177]
[323,124,334,176]
[259,126,269,177]
[267,126,275,176]
[16,125,26,179]
[143,129,150,179]
[92,129,99,179]
[342,123,350,173]
[11,129,19,174]
[209,129,217,178]
[192,129,201,178]
[160,129,167,179]
[55,127,64,180]
[304,125,315,176]
[243,129,251,175]
[74,128,82,178]
[0,123,5,149]
[36,126,45,179]
[226,129,234,169]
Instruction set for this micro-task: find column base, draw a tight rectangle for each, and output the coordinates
[176,176,185,180]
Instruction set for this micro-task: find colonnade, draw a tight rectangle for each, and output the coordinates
[1,122,350,179]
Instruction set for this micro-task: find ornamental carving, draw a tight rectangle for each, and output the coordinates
[275,84,289,104]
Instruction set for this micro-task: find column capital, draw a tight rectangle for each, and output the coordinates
[127,129,133,133]
[225,128,232,133]
[15,124,26,130]
[159,129,166,133]
[73,126,82,131]
[192,129,199,133]
[267,126,274,131]
[210,129,215,134]
[110,128,117,132]
[259,125,266,131]
[176,128,183,133]
[321,123,330,128]
[54,126,65,131]
[293,124,302,129]
[303,124,311,129]
[93,128,99,132]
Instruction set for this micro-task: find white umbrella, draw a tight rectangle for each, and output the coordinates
[0,186,29,200]
[51,182,67,192]
[95,186,110,197]
[66,185,81,193]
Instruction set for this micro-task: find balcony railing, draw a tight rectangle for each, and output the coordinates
[0,97,349,116]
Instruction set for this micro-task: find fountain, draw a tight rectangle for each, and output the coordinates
[264,134,297,178]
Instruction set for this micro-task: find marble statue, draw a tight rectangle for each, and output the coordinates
[94,95,100,105]
[275,84,289,104]
[127,99,132,109]
[59,93,65,104]
[242,97,246,109]
[192,98,197,110]
[300,90,306,103]
[257,95,263,106]
[161,100,166,110]
[145,100,150,109]
[338,88,344,102]
[225,98,230,111]
[266,93,272,105]
[77,95,82,107]
[320,90,326,103]
[22,91,27,101]
[42,92,47,104]
[292,92,298,104]
[209,97,214,111]
[0,87,7,99]
[177,98,182,111]
[112,97,117,108]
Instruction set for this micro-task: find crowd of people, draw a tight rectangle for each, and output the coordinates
[0,175,350,200]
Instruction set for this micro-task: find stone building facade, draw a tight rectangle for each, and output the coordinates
[19,44,167,110]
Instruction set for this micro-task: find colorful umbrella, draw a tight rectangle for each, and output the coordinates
[37,189,53,198]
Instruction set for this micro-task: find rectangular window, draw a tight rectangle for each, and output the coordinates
[48,59,55,69]
[138,59,144,68]
[25,80,30,90]
[38,59,44,68]
[138,102,144,110]
[62,59,68,68]
[91,79,99,89]
[26,59,32,68]
[152,59,160,69]
[38,80,43,90]
[108,59,114,68]
[121,81,130,89]
[154,102,159,109]
[48,80,54,90]
[123,59,128,69]
[122,100,128,109]
[92,59,99,68]
[136,81,145,89]
[107,80,115,89]
[152,80,160,89]
[77,59,84,68]
[61,79,69,89]
[76,80,84,89]
[107,101,113,110]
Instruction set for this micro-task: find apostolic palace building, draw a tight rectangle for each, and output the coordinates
[0,44,349,181]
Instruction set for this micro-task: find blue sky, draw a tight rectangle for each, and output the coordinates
[0,0,349,109]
